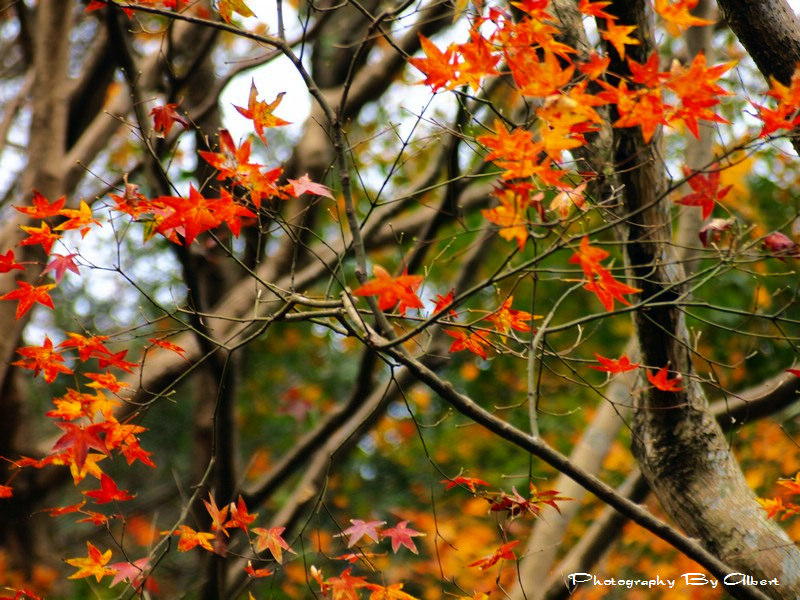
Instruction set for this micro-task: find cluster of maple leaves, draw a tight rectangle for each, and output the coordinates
[4,0,800,597]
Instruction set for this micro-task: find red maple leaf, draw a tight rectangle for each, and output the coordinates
[154,185,224,246]
[340,519,386,547]
[352,265,424,314]
[287,174,334,199]
[647,365,683,392]
[444,328,490,359]
[14,190,65,219]
[588,352,640,373]
[468,540,520,570]
[198,129,261,181]
[43,253,80,283]
[442,475,490,492]
[51,422,109,470]
[0,250,25,273]
[675,164,732,220]
[59,332,111,362]
[148,337,189,361]
[0,280,56,319]
[0,485,12,498]
[150,103,189,138]
[381,520,425,554]
[84,473,134,504]
[244,561,272,578]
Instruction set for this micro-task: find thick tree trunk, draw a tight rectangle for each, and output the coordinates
[605,2,800,597]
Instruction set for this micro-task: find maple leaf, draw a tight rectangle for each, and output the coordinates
[43,253,80,283]
[59,332,112,361]
[252,526,295,563]
[457,30,500,91]
[569,236,610,276]
[19,222,61,254]
[432,289,458,319]
[169,525,216,552]
[203,492,230,536]
[675,165,732,220]
[0,485,12,498]
[234,81,290,143]
[577,0,614,20]
[84,473,134,504]
[55,200,101,237]
[154,185,225,246]
[66,542,115,582]
[217,0,254,22]
[654,0,714,33]
[589,353,639,373]
[468,540,520,570]
[549,183,588,220]
[0,250,25,273]
[224,495,258,533]
[600,21,640,60]
[150,103,189,138]
[381,521,425,554]
[0,281,56,319]
[352,265,424,314]
[198,129,261,181]
[12,335,73,383]
[486,297,539,334]
[287,174,334,199]
[365,582,420,600]
[97,349,138,372]
[14,190,65,218]
[244,560,272,578]
[647,365,683,392]
[583,269,641,311]
[51,422,109,471]
[578,51,611,79]
[778,473,800,495]
[42,500,86,517]
[786,368,800,378]
[408,34,457,91]
[148,337,190,360]
[482,187,543,249]
[108,557,150,589]
[442,475,490,492]
[444,328,490,359]
[340,519,386,547]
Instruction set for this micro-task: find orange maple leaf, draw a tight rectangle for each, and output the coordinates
[486,297,539,333]
[482,186,542,249]
[19,222,61,254]
[442,475,490,492]
[55,200,101,237]
[168,525,215,552]
[352,265,424,314]
[66,542,115,582]
[577,0,614,19]
[0,280,56,319]
[654,0,714,32]
[12,335,73,383]
[252,526,295,563]
[224,495,258,533]
[647,365,683,392]
[203,492,230,537]
[234,81,290,143]
[468,540,520,570]
[198,129,261,182]
[601,21,640,60]
[583,269,641,311]
[408,34,457,91]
